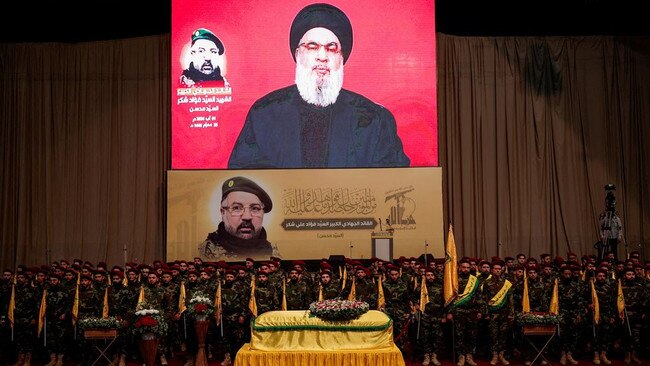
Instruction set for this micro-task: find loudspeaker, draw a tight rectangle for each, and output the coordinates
[328,255,346,265]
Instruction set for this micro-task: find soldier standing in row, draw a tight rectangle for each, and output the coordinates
[284,268,311,310]
[44,274,71,366]
[381,264,412,351]
[450,258,483,366]
[219,269,247,366]
[417,268,445,366]
[483,260,514,366]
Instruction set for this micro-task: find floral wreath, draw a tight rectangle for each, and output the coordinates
[309,299,369,321]
[78,316,122,330]
[131,302,169,338]
[186,293,216,318]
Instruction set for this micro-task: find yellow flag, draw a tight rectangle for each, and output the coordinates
[281,278,288,311]
[71,274,80,325]
[102,286,109,319]
[617,278,625,320]
[443,224,459,306]
[419,275,429,311]
[338,266,342,278]
[7,276,16,329]
[248,277,257,317]
[318,283,323,302]
[341,267,347,290]
[377,277,385,310]
[38,289,47,336]
[581,270,586,281]
[522,273,531,313]
[178,281,187,314]
[122,276,128,286]
[137,285,145,307]
[107,274,112,286]
[348,277,356,301]
[591,279,600,324]
[215,281,222,324]
[549,278,559,315]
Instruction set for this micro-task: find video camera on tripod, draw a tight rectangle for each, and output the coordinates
[595,184,623,261]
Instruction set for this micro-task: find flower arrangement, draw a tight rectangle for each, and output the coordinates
[309,299,370,321]
[516,312,561,325]
[79,316,122,329]
[186,293,215,318]
[131,302,168,338]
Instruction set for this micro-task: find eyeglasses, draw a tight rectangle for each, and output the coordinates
[298,42,341,54]
[221,204,265,217]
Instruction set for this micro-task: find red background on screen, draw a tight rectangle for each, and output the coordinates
[171,0,437,168]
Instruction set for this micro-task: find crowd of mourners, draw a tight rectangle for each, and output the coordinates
[0,250,648,366]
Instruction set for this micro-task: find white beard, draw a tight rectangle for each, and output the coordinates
[295,63,344,107]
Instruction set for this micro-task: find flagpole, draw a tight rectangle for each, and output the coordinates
[423,240,429,266]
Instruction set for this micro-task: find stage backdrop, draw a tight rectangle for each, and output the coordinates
[167,168,443,261]
[171,0,437,168]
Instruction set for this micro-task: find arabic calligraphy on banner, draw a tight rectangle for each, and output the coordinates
[166,167,444,260]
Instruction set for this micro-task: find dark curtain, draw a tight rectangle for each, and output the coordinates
[0,35,171,268]
[439,35,650,259]
[1,34,649,269]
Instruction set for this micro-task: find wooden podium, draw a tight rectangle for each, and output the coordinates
[371,230,394,262]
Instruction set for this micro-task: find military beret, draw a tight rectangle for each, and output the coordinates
[293,260,306,267]
[92,269,105,276]
[567,252,577,257]
[629,251,640,258]
[434,258,445,265]
[320,262,333,270]
[225,269,236,276]
[83,261,94,268]
[504,257,515,261]
[80,274,93,281]
[516,253,526,258]
[570,265,581,272]
[290,3,353,64]
[161,269,173,276]
[491,256,501,262]
[623,267,635,274]
[540,253,551,259]
[97,261,108,268]
[187,270,198,276]
[479,260,491,267]
[3,269,13,274]
[112,271,125,278]
[60,259,69,265]
[191,28,225,55]
[221,176,272,212]
[216,261,229,269]
[289,267,303,274]
[492,260,505,268]
[270,256,282,262]
[425,268,436,275]
[246,258,255,263]
[320,269,333,277]
[126,268,138,275]
[459,258,471,265]
[138,264,152,271]
[526,264,538,272]
[595,268,608,276]
[257,270,269,277]
[386,264,399,272]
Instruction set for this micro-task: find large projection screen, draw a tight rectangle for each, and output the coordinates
[167,168,444,261]
[171,0,437,169]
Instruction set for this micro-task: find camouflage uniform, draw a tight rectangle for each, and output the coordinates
[419,277,445,356]
[253,279,279,315]
[77,282,101,365]
[382,276,412,349]
[451,274,485,358]
[108,281,137,361]
[347,277,377,309]
[312,280,340,301]
[621,277,649,354]
[557,276,587,354]
[43,283,71,354]
[592,278,616,353]
[13,281,38,354]
[284,279,311,310]
[482,276,514,355]
[219,279,247,356]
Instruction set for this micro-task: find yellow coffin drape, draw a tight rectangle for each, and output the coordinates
[234,343,405,366]
[250,310,394,351]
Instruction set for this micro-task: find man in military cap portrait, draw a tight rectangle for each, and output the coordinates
[179,28,229,88]
[228,3,410,169]
[199,176,280,260]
